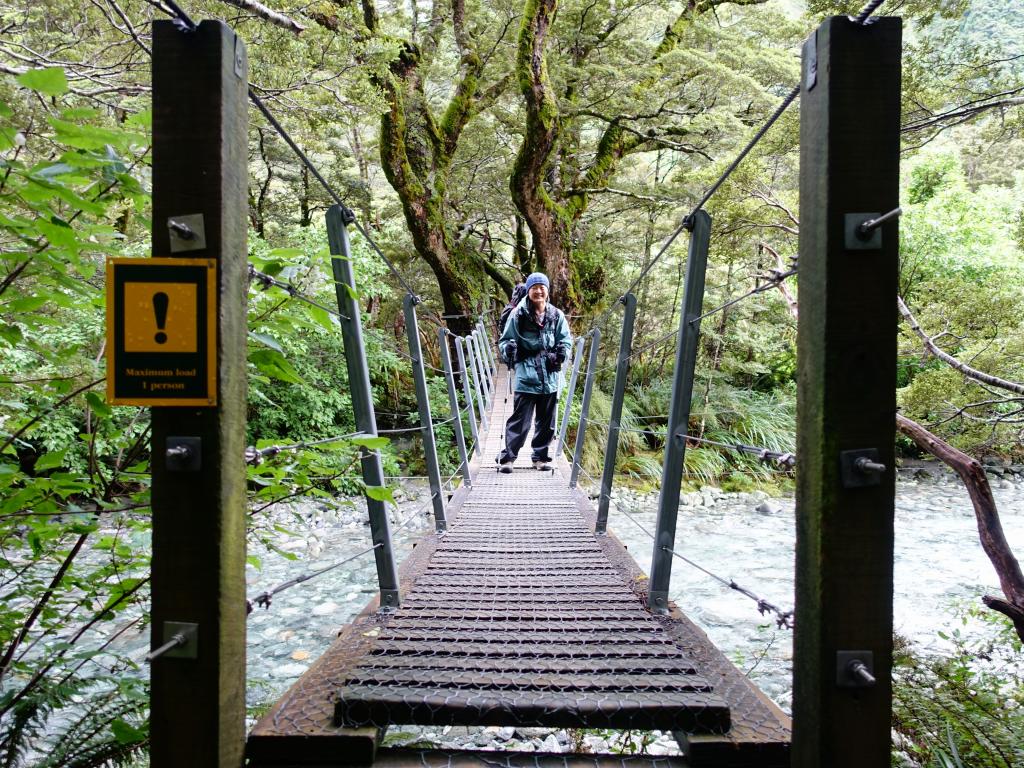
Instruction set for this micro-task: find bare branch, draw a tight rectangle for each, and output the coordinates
[897,296,1024,396]
[215,0,306,33]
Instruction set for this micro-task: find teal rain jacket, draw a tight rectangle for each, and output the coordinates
[498,299,573,395]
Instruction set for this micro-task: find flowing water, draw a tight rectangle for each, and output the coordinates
[242,469,1024,717]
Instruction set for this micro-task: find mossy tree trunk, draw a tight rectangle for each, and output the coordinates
[510,0,767,316]
[315,0,509,334]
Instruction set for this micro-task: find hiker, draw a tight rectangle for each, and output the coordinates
[495,272,572,472]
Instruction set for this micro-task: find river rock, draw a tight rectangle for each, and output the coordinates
[312,601,339,616]
[540,734,561,752]
[515,727,552,739]
[756,500,782,516]
[272,662,308,678]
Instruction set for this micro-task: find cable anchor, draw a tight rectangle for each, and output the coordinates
[845,207,901,250]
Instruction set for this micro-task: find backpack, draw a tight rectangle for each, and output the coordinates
[496,283,528,343]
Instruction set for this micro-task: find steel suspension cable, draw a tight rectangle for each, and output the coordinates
[580,478,793,628]
[588,0,890,336]
[589,85,801,335]
[851,0,886,24]
[245,431,368,465]
[246,542,382,613]
[248,264,351,320]
[689,266,798,325]
[245,93,419,299]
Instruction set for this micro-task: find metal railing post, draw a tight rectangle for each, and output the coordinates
[326,205,400,609]
[569,328,601,489]
[440,328,472,487]
[472,328,493,408]
[465,333,489,430]
[596,293,637,534]
[555,337,586,455]
[402,294,447,532]
[455,336,483,454]
[477,318,496,375]
[647,210,711,614]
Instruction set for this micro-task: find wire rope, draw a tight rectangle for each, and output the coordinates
[248,265,350,320]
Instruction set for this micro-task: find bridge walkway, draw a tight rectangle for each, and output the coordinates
[248,367,790,767]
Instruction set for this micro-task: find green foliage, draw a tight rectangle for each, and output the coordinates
[897,149,1024,458]
[892,607,1024,768]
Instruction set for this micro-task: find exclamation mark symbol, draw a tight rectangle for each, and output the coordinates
[153,292,169,344]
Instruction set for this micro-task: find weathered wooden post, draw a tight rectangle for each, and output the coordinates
[793,15,901,767]
[149,20,247,767]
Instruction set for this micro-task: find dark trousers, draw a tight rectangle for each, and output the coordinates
[498,391,558,463]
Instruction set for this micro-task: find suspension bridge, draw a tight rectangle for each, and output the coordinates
[134,1,901,767]
[247,367,791,766]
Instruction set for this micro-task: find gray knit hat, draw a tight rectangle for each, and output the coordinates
[524,272,549,291]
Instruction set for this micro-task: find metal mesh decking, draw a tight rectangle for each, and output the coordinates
[332,471,729,732]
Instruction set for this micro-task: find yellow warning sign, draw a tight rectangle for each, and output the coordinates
[106,257,217,407]
[123,282,198,353]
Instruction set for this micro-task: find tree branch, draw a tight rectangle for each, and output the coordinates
[897,296,1024,395]
[215,0,306,33]
[896,414,1024,642]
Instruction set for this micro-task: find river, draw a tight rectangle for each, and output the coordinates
[243,467,1024,721]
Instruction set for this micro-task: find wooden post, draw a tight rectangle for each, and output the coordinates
[793,15,901,767]
[149,20,248,767]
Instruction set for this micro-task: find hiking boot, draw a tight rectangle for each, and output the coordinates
[532,458,552,471]
[496,456,514,474]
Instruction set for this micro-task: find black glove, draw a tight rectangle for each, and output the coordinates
[504,340,518,365]
[544,351,561,373]
[554,346,567,366]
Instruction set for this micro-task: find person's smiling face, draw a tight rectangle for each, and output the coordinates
[528,283,548,305]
